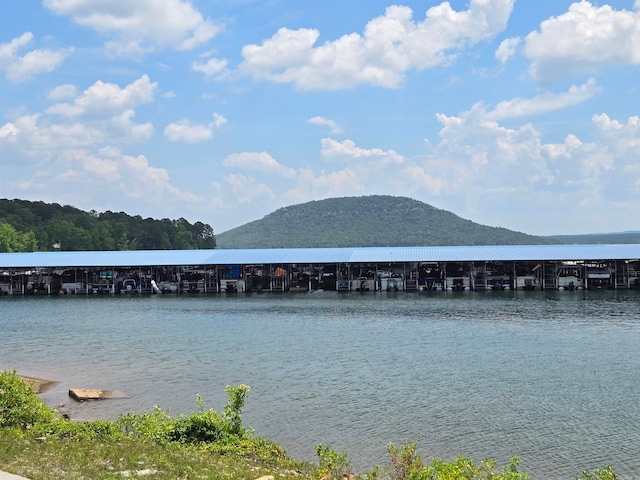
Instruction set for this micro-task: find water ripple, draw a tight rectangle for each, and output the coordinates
[2,291,640,478]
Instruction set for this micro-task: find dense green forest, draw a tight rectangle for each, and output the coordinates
[0,199,215,252]
[216,195,559,248]
[3,196,636,253]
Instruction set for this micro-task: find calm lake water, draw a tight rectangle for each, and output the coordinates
[2,290,640,478]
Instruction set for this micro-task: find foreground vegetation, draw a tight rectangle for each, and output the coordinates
[0,371,620,479]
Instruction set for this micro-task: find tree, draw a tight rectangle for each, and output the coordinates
[0,199,217,251]
[0,223,38,252]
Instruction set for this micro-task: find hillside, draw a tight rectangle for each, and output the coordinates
[548,232,640,244]
[215,195,557,249]
[0,199,215,252]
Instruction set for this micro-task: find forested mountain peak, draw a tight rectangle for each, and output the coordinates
[216,195,557,249]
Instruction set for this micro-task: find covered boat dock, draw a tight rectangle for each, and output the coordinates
[1,244,640,295]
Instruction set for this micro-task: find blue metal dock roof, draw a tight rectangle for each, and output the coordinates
[1,244,640,268]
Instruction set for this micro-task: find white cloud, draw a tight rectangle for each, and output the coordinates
[164,114,227,143]
[47,75,157,118]
[1,107,195,220]
[400,165,445,195]
[524,1,640,82]
[223,152,296,178]
[0,32,72,82]
[48,84,78,101]
[205,100,640,234]
[219,174,276,205]
[486,78,600,120]
[0,122,19,141]
[308,116,344,134]
[1,110,153,153]
[240,0,514,90]
[279,168,366,206]
[3,148,202,215]
[320,138,404,165]
[44,0,222,57]
[192,58,229,78]
[495,37,520,64]
[208,166,367,232]
[1,75,157,158]
[412,99,640,233]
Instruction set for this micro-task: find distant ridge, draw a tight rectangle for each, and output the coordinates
[215,195,558,249]
[548,232,640,245]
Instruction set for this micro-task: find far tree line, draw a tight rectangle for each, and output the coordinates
[0,199,216,252]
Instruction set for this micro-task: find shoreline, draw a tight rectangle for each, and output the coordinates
[18,375,60,394]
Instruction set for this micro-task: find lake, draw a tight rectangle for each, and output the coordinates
[2,290,640,478]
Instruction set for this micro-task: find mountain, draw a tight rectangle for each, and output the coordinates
[215,195,558,249]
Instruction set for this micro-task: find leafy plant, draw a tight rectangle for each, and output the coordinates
[382,442,529,480]
[387,441,423,480]
[118,406,175,443]
[0,370,57,428]
[117,385,251,446]
[222,384,250,436]
[169,405,226,444]
[314,444,353,479]
[575,466,619,480]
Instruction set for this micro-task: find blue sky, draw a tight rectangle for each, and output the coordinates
[1,0,640,236]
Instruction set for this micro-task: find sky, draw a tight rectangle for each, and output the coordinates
[1,0,640,237]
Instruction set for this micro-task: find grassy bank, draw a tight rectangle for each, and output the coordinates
[0,371,619,480]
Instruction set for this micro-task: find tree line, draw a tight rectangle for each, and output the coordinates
[0,199,216,252]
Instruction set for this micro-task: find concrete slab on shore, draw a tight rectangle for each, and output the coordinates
[68,388,127,401]
[19,376,60,394]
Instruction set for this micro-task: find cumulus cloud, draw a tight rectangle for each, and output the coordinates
[486,78,600,120]
[206,99,640,234]
[164,114,227,143]
[43,0,222,56]
[320,138,403,165]
[524,1,640,82]
[192,58,229,78]
[46,75,157,118]
[48,84,78,101]
[1,111,153,153]
[308,116,344,134]
[495,37,520,64]
[240,0,514,90]
[0,32,72,82]
[0,74,196,218]
[1,75,157,157]
[413,93,640,232]
[3,147,202,215]
[0,122,19,141]
[223,152,296,178]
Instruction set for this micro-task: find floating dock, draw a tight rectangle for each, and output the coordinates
[1,244,640,294]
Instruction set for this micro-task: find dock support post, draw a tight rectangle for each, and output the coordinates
[403,263,406,291]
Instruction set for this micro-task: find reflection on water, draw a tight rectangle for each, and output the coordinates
[2,290,640,478]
